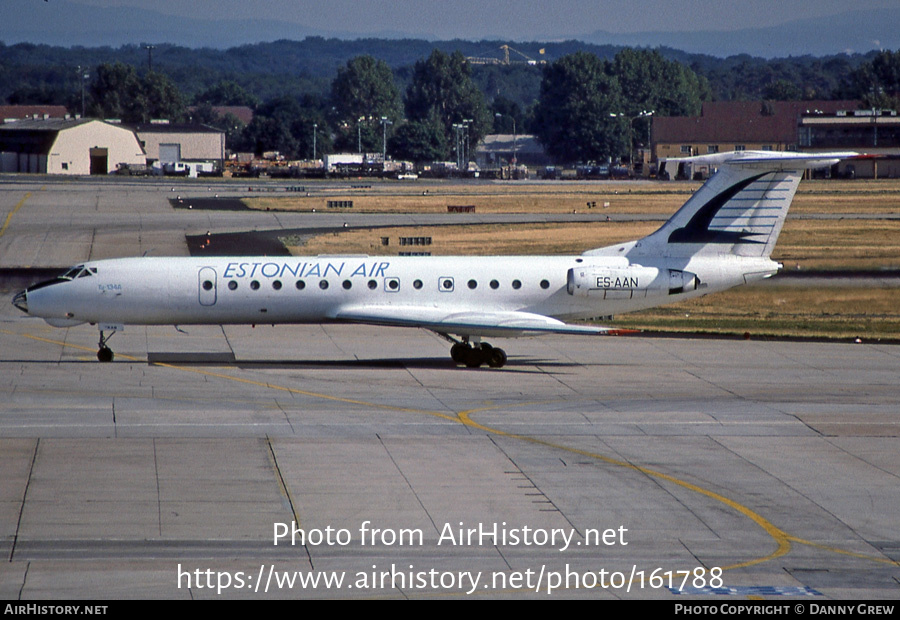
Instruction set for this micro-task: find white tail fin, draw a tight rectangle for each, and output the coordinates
[629,151,857,258]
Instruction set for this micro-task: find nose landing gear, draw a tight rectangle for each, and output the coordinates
[97,329,115,362]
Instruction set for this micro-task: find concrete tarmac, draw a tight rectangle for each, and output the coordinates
[1,310,898,599]
[0,175,654,269]
[0,176,898,599]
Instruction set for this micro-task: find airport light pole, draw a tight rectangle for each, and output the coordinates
[77,66,89,118]
[494,112,517,166]
[462,119,473,172]
[452,123,463,172]
[380,116,392,166]
[144,44,156,73]
[610,110,654,170]
[357,115,373,154]
[871,108,882,147]
[312,123,317,161]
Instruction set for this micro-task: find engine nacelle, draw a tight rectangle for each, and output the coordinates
[667,269,701,295]
[567,266,700,298]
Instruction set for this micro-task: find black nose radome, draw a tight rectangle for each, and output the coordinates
[12,290,28,313]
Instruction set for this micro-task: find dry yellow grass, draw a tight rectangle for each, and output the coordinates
[249,185,684,215]
[288,221,657,256]
[613,285,900,340]
[248,178,900,215]
[774,219,900,270]
[278,178,900,340]
[287,218,900,270]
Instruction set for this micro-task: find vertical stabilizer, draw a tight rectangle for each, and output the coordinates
[628,151,856,258]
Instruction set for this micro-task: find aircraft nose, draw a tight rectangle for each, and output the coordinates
[12,289,28,313]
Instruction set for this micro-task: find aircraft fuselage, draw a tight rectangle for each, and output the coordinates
[19,253,777,328]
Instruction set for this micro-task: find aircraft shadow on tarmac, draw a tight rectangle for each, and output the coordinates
[143,352,580,372]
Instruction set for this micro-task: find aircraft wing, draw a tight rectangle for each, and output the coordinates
[330,305,628,338]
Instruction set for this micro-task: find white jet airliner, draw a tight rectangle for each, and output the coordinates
[12,150,855,367]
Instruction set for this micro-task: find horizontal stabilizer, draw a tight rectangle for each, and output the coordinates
[662,150,859,170]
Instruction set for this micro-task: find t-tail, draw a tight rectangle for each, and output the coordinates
[629,150,858,259]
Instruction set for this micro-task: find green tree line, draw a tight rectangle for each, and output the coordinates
[3,39,898,164]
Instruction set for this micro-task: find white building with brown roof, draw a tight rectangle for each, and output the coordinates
[653,100,900,178]
[0,105,70,124]
[652,100,858,160]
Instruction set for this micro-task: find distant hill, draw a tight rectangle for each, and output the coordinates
[1,0,377,49]
[0,36,877,108]
[582,8,900,58]
[2,1,899,58]
[0,38,622,80]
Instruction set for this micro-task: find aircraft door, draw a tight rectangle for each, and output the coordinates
[198,267,217,306]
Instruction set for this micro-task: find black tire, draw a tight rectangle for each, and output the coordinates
[487,348,507,368]
[450,343,468,363]
[464,347,484,368]
[97,347,114,362]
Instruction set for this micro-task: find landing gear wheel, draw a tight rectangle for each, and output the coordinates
[450,342,468,364]
[464,346,484,368]
[487,347,507,368]
[445,337,505,369]
[97,329,116,363]
[97,346,114,363]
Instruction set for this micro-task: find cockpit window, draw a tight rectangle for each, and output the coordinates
[60,265,85,280]
[60,265,98,280]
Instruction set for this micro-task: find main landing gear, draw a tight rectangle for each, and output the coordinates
[97,329,115,362]
[449,341,507,369]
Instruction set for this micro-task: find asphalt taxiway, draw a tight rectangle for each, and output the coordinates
[0,176,898,599]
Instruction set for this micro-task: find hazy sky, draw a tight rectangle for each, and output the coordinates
[70,0,898,39]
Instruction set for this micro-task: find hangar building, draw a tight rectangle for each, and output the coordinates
[133,123,225,169]
[0,118,145,175]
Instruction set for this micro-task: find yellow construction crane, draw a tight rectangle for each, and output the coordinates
[500,44,546,65]
[467,45,546,66]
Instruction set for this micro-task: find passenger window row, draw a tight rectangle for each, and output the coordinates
[220,278,552,292]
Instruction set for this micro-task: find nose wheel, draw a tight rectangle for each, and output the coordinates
[97,330,115,362]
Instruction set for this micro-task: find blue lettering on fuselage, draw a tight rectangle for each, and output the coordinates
[323,263,343,277]
[261,262,281,277]
[350,263,368,277]
[280,262,302,278]
[304,263,321,277]
[223,261,390,281]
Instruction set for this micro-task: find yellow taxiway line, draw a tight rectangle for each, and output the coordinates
[2,326,897,573]
[0,192,31,239]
